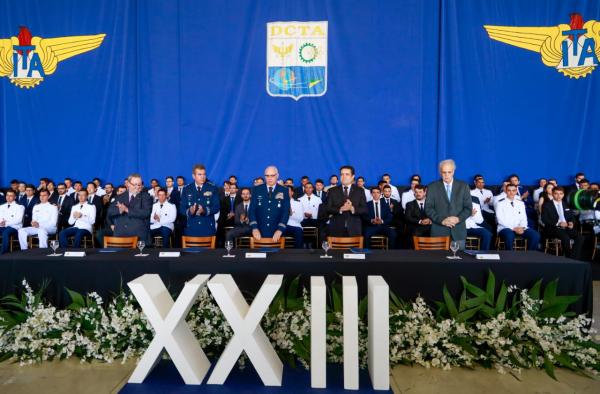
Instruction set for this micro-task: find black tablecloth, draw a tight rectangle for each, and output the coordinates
[0,249,592,315]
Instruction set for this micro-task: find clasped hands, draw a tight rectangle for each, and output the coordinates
[441,216,459,228]
[188,203,204,216]
[340,199,354,214]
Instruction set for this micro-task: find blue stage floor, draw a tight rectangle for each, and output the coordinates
[120,360,391,393]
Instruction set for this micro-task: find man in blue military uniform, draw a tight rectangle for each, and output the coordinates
[179,164,220,237]
[249,166,290,242]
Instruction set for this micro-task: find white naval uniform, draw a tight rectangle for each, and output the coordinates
[68,203,96,232]
[401,189,415,210]
[0,202,25,229]
[18,202,58,249]
[495,198,528,233]
[298,194,322,220]
[150,201,177,231]
[287,199,305,228]
[466,202,485,229]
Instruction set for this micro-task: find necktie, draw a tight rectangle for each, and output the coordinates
[446,184,451,200]
[308,196,311,201]
[268,187,273,197]
[129,194,133,204]
[510,201,514,207]
[343,186,349,198]
[244,204,248,215]
[230,197,234,212]
[480,190,483,195]
[88,197,92,204]
[197,186,201,193]
[160,204,163,209]
[419,202,424,214]
[80,204,83,210]
[58,196,63,207]
[374,202,379,219]
[7,204,10,209]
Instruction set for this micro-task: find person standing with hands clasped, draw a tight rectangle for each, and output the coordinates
[179,164,220,237]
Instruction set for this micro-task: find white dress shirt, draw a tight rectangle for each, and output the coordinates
[401,189,415,210]
[0,202,25,229]
[466,202,485,229]
[298,194,322,220]
[31,202,58,232]
[471,188,494,213]
[496,198,528,232]
[68,202,96,232]
[554,201,566,224]
[287,199,305,228]
[150,201,177,231]
[363,188,373,202]
[95,187,106,197]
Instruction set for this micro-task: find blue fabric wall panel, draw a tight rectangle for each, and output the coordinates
[0,0,597,187]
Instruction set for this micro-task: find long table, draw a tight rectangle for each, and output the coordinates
[0,249,592,315]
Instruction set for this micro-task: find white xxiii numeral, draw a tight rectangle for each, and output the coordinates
[127,274,211,384]
[207,274,284,386]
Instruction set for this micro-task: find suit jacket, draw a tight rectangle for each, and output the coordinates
[404,199,428,225]
[541,199,575,229]
[108,191,153,242]
[365,199,392,226]
[48,191,58,204]
[315,190,327,204]
[88,195,104,227]
[20,196,39,227]
[57,195,74,229]
[424,179,472,240]
[219,194,243,226]
[325,184,368,236]
[234,201,251,226]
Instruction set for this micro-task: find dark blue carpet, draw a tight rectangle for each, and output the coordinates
[119,360,391,393]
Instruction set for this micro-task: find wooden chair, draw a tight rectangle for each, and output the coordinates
[28,233,58,248]
[302,226,319,248]
[413,236,450,251]
[465,236,481,250]
[152,234,173,248]
[370,235,388,250]
[236,236,251,248]
[327,236,363,250]
[104,236,138,249]
[283,236,296,249]
[250,237,286,249]
[496,236,527,251]
[544,238,562,256]
[67,231,96,248]
[182,236,216,249]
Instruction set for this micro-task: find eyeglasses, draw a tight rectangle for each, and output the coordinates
[264,174,277,177]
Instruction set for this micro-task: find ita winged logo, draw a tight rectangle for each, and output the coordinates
[267,21,327,100]
[485,13,600,78]
[0,26,106,89]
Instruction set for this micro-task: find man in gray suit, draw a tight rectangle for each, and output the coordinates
[108,173,153,244]
[424,159,472,248]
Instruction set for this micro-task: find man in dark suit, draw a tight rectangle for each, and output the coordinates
[325,165,368,237]
[363,187,396,248]
[86,182,104,227]
[217,183,242,245]
[20,185,39,228]
[56,183,74,231]
[314,179,327,204]
[541,186,585,260]
[107,173,153,243]
[404,184,431,238]
[225,187,252,243]
[424,159,473,248]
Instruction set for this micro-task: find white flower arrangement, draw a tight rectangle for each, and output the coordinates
[0,273,598,380]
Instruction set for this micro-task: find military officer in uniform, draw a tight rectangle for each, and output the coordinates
[179,164,220,237]
[249,166,290,242]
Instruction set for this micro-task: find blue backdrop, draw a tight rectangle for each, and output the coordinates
[1,0,598,187]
